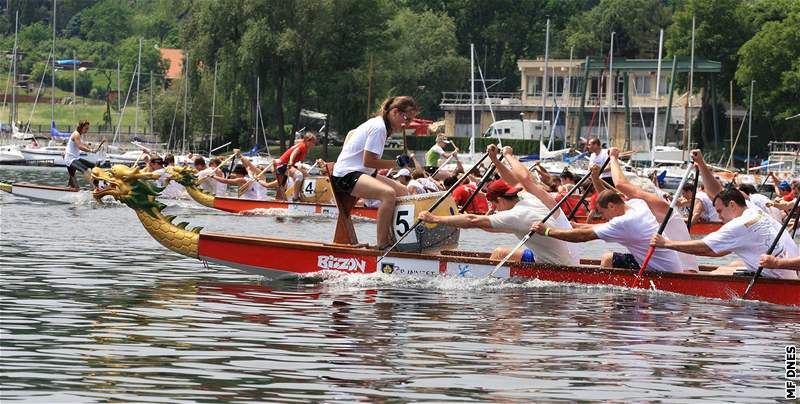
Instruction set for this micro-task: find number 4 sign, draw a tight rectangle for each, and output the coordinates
[302,179,316,198]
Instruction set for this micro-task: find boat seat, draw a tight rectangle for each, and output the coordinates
[325,162,359,245]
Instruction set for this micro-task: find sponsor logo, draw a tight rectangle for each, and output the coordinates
[458,264,471,277]
[381,263,395,274]
[317,255,366,273]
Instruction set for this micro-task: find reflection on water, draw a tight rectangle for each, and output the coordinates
[1,166,798,402]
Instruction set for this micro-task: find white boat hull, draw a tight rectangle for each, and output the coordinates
[0,182,93,203]
[0,145,25,164]
[20,146,106,166]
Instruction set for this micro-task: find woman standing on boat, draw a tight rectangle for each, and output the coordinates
[331,96,415,249]
[65,120,104,189]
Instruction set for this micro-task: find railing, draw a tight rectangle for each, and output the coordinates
[440,92,523,106]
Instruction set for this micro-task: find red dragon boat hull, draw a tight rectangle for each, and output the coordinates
[210,196,379,219]
[196,232,800,307]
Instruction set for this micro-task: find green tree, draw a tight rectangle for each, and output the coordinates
[736,7,800,138]
[80,0,132,43]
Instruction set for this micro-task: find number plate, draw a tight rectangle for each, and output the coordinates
[302,179,316,198]
[393,204,417,244]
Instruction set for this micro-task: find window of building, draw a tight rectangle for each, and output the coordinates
[527,75,543,96]
[634,76,651,96]
[455,111,481,124]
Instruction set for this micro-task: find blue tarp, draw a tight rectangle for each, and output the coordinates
[56,59,80,65]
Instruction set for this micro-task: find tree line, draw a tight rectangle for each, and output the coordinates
[2,0,798,155]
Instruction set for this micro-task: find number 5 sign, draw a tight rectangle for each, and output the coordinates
[393,204,417,244]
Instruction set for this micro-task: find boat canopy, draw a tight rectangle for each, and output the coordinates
[51,121,70,139]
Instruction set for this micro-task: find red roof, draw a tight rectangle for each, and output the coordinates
[160,48,184,80]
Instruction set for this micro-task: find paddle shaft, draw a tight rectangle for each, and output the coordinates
[429,154,455,178]
[742,195,800,298]
[686,167,700,232]
[225,154,238,179]
[635,164,695,281]
[197,151,238,186]
[378,152,491,262]
[487,158,603,277]
[566,157,612,221]
[459,155,502,214]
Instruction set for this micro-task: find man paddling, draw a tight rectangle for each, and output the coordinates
[531,186,683,273]
[418,145,577,265]
[651,187,799,280]
[64,120,104,190]
[605,147,698,271]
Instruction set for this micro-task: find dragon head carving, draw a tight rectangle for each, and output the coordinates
[91,164,203,258]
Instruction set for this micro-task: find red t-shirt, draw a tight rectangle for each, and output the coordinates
[783,193,794,202]
[277,142,308,168]
[452,183,489,214]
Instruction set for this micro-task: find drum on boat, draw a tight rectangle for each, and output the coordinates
[286,176,334,203]
[392,191,460,253]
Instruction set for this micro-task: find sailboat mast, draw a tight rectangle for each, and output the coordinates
[256,76,260,147]
[134,38,142,137]
[541,18,550,147]
[116,60,121,114]
[10,11,18,127]
[209,60,217,156]
[607,31,615,146]
[746,80,754,169]
[564,47,574,147]
[686,16,696,158]
[149,70,154,137]
[181,51,189,155]
[729,80,733,168]
[651,29,664,168]
[72,50,76,122]
[51,0,56,123]
[470,43,475,156]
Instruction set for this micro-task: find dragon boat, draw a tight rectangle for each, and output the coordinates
[90,164,800,307]
[168,166,725,234]
[0,181,97,203]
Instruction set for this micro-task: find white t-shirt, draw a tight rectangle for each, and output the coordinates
[241,176,267,200]
[488,192,578,266]
[64,133,81,166]
[593,199,683,273]
[702,208,800,279]
[748,193,783,222]
[333,116,387,177]
[419,177,441,192]
[696,191,720,222]
[197,167,226,196]
[589,149,611,179]
[407,179,426,195]
[153,168,187,199]
[663,212,699,271]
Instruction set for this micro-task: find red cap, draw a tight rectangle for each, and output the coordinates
[485,179,520,202]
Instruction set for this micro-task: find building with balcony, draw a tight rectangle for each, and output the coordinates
[440,56,723,151]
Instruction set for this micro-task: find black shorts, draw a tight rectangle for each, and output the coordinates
[67,158,95,177]
[331,171,375,196]
[275,164,288,186]
[612,252,640,270]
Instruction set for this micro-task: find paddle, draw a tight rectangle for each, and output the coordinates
[197,150,239,186]
[429,153,456,178]
[685,167,700,232]
[377,152,491,263]
[225,152,238,179]
[238,160,275,197]
[742,195,800,299]
[566,158,612,221]
[459,155,502,214]
[634,164,695,283]
[486,158,606,277]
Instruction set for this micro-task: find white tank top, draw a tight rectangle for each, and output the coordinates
[663,213,699,271]
[64,132,81,166]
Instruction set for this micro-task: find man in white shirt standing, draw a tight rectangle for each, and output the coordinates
[651,187,799,280]
[532,189,683,273]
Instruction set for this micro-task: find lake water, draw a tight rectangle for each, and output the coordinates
[2,166,798,403]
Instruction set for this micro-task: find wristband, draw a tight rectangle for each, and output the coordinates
[544,227,551,237]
